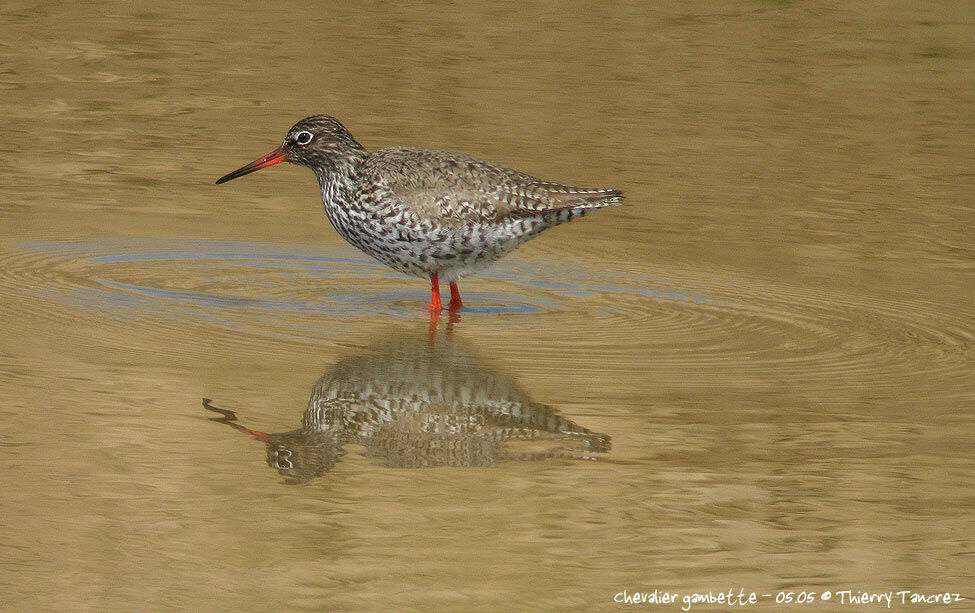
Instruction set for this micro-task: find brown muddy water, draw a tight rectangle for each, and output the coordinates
[1,2,973,612]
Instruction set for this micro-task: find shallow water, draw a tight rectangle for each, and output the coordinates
[1,2,973,611]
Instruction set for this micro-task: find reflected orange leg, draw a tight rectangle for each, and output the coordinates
[429,274,443,312]
[428,304,460,340]
[445,308,460,337]
[448,282,463,311]
[428,308,441,339]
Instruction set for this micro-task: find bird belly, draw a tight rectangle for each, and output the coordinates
[323,204,583,282]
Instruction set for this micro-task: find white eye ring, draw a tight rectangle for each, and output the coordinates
[294,130,313,145]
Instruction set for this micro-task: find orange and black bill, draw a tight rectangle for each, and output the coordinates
[215,148,286,184]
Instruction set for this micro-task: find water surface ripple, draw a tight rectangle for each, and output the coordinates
[3,239,970,391]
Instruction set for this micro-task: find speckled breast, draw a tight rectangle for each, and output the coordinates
[321,195,581,281]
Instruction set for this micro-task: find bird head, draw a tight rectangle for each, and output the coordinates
[216,115,366,184]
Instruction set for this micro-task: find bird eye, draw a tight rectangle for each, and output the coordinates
[294,130,313,145]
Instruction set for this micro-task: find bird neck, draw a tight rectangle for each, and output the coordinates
[313,139,367,176]
[312,144,367,207]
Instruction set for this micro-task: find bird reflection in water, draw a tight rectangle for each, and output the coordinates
[204,329,610,484]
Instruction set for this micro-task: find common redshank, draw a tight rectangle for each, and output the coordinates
[204,331,609,483]
[216,115,623,312]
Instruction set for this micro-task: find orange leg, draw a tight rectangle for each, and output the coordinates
[448,282,463,311]
[429,274,443,312]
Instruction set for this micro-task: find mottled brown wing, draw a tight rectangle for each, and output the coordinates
[358,147,623,227]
